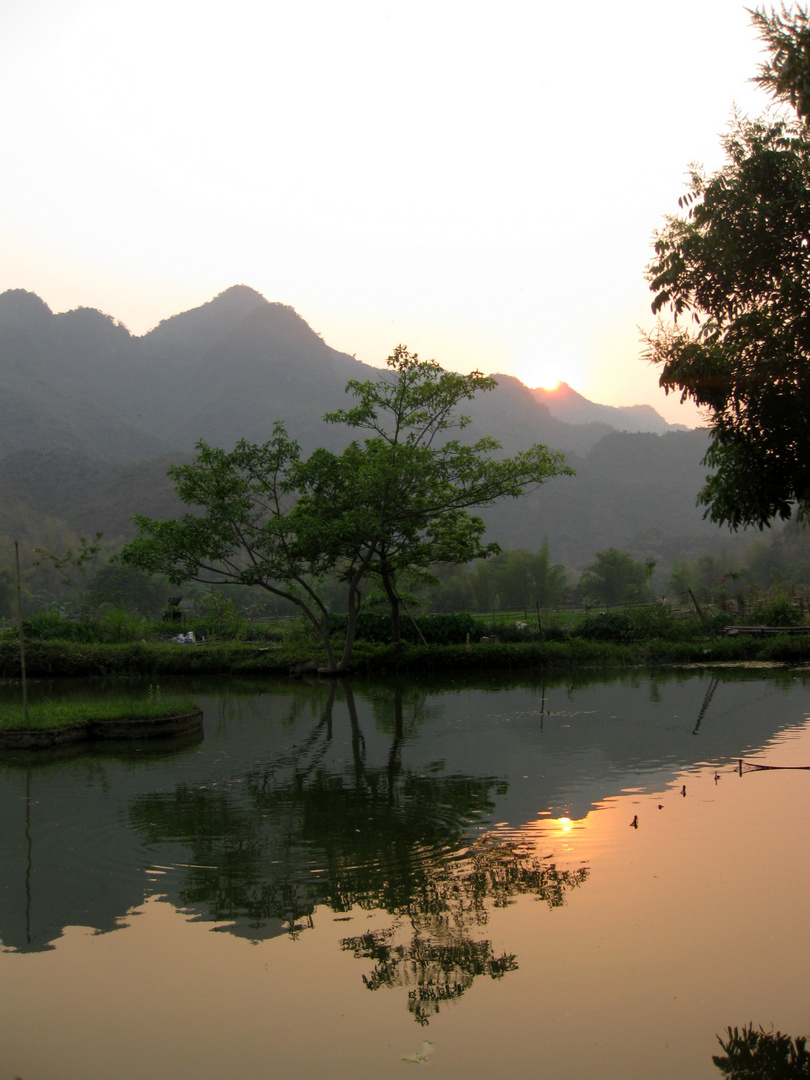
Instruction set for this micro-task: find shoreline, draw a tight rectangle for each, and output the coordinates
[0,707,204,749]
[2,634,810,681]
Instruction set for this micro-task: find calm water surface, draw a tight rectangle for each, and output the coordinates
[1,668,810,1079]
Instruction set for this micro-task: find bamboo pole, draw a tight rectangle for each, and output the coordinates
[688,587,716,642]
[15,541,29,721]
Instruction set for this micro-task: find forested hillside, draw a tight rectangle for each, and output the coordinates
[0,284,748,575]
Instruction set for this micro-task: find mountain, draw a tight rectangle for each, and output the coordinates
[531,382,687,434]
[0,285,745,571]
[0,285,368,460]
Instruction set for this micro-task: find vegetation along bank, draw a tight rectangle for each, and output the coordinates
[4,604,810,681]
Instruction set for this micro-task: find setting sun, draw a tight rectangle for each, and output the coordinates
[512,352,586,394]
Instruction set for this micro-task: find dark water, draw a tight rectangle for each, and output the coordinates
[1,668,809,1079]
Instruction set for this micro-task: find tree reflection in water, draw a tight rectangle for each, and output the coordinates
[129,680,589,1020]
[342,835,587,1024]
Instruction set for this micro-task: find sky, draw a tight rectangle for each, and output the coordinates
[1,0,781,426]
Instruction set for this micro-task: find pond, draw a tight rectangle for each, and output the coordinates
[1,668,810,1079]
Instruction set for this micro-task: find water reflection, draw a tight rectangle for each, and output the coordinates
[2,668,810,1068]
[341,836,587,1024]
[129,682,588,1020]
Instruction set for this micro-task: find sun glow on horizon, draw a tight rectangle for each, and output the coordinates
[511,350,587,396]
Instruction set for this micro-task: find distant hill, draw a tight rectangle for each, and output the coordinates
[531,381,688,434]
[0,284,745,571]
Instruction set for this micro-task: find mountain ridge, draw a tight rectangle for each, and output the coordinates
[1,285,736,572]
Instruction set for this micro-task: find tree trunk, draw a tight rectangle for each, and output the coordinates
[259,580,339,672]
[380,563,401,646]
[338,556,373,671]
[338,583,361,671]
[306,608,339,672]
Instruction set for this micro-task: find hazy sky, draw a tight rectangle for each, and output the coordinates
[2,0,779,425]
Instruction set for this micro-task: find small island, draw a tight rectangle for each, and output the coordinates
[0,698,202,750]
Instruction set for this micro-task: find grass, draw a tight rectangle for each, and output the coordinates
[2,603,810,681]
[0,694,198,731]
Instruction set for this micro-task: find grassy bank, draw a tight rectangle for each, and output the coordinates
[2,631,810,681]
[0,694,199,731]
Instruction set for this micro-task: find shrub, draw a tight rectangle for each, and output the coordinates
[21,611,94,642]
[193,594,248,640]
[758,593,801,627]
[329,610,488,645]
[625,602,690,641]
[95,607,156,643]
[571,611,632,642]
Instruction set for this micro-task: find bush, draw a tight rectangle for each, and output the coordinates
[193,594,248,640]
[21,611,95,642]
[329,610,488,645]
[571,611,632,642]
[758,593,801,627]
[94,607,156,643]
[625,602,692,642]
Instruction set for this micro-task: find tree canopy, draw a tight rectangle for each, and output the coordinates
[644,6,810,529]
[319,346,572,642]
[578,548,654,607]
[121,346,572,669]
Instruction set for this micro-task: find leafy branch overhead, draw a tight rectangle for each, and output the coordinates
[644,6,810,529]
[121,345,572,670]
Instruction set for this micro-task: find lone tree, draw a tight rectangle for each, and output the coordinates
[121,347,572,670]
[319,346,572,643]
[121,427,365,672]
[644,6,810,529]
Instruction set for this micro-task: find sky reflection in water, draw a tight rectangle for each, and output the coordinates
[1,669,809,1079]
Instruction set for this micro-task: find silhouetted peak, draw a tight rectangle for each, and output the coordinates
[532,381,580,402]
[54,306,132,341]
[0,289,53,329]
[205,286,318,344]
[212,284,270,310]
[141,285,329,361]
[532,381,679,434]
[142,284,274,349]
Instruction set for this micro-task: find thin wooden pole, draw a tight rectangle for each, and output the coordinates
[688,587,716,643]
[15,540,28,722]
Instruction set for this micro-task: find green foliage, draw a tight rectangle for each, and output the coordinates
[21,610,95,642]
[713,1023,810,1079]
[93,607,155,643]
[0,627,803,680]
[330,610,487,646]
[122,348,572,669]
[482,542,568,610]
[33,531,106,615]
[94,562,171,617]
[743,521,810,588]
[645,10,810,529]
[669,553,744,605]
[757,592,800,627]
[759,633,810,662]
[0,693,197,731]
[579,549,654,606]
[317,345,572,644]
[625,601,692,641]
[751,6,810,119]
[196,593,247,640]
[15,607,157,645]
[0,567,14,619]
[121,425,354,670]
[571,611,633,642]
